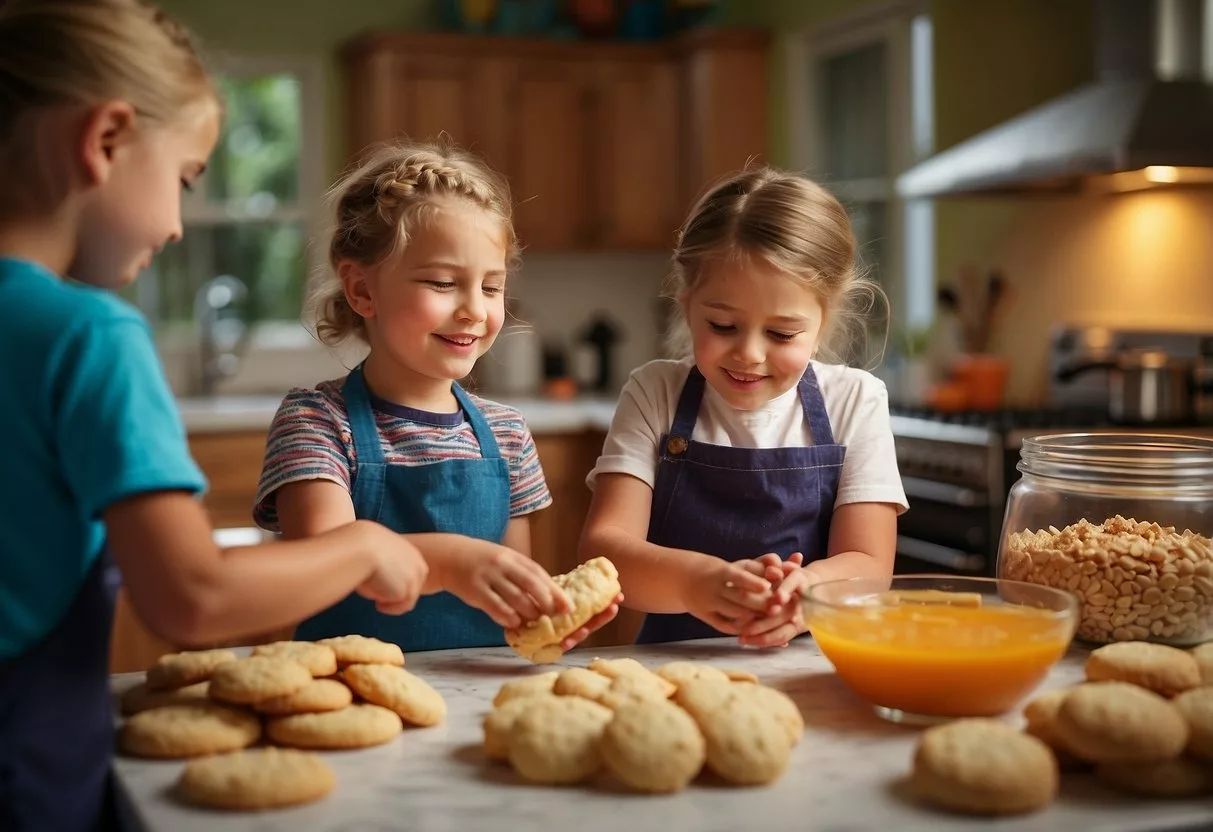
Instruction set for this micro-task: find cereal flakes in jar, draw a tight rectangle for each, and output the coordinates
[997,434,1213,646]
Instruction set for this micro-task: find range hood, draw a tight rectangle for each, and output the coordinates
[897,0,1213,198]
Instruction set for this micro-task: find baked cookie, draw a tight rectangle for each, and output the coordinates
[653,661,731,689]
[721,668,759,684]
[600,698,706,793]
[120,703,261,759]
[1096,757,1213,798]
[735,684,803,746]
[492,672,559,707]
[553,667,612,700]
[1085,641,1202,698]
[145,649,238,691]
[315,634,405,668]
[1191,642,1213,686]
[1055,681,1189,763]
[176,748,336,811]
[251,641,338,678]
[505,557,621,663]
[596,673,674,711]
[342,664,446,727]
[507,695,613,784]
[482,693,561,760]
[1022,688,1085,769]
[120,681,210,716]
[911,719,1058,815]
[587,657,676,697]
[672,677,736,721]
[266,704,403,750]
[1173,687,1213,761]
[208,656,312,705]
[697,695,792,786]
[253,679,354,716]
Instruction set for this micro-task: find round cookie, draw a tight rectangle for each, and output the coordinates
[1085,641,1201,698]
[342,664,446,727]
[721,668,759,684]
[252,641,338,677]
[176,748,336,811]
[507,695,613,784]
[505,557,621,663]
[482,693,561,760]
[653,661,731,689]
[120,681,210,716]
[697,696,792,786]
[145,649,237,691]
[121,703,261,759]
[1172,687,1213,761]
[1022,688,1085,769]
[315,634,405,668]
[253,679,354,716]
[1096,757,1213,798]
[1055,681,1189,763]
[553,667,612,700]
[600,698,706,793]
[587,657,676,697]
[911,719,1058,816]
[492,672,559,707]
[672,677,736,720]
[596,673,673,711]
[734,684,803,746]
[267,703,403,750]
[208,656,312,705]
[1191,642,1213,686]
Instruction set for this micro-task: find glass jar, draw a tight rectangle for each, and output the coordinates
[997,433,1213,646]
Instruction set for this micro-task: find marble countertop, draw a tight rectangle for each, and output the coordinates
[111,638,1213,832]
[177,394,618,435]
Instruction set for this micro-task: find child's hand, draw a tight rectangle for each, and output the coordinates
[681,559,775,635]
[355,526,430,615]
[442,542,572,629]
[739,561,819,648]
[558,592,625,651]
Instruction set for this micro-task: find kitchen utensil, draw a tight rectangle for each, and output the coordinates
[801,575,1077,724]
[1056,348,1195,425]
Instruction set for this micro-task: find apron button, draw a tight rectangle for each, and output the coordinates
[667,436,688,456]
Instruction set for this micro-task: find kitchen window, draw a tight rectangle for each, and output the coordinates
[124,55,329,393]
[785,0,935,362]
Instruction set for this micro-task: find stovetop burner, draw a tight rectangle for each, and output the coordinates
[890,405,1115,433]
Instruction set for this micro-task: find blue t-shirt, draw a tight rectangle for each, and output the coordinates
[0,258,206,660]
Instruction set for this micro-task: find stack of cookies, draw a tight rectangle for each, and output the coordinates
[910,640,1213,816]
[118,635,446,812]
[482,657,802,793]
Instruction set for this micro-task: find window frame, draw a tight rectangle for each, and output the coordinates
[782,0,935,338]
[152,51,328,367]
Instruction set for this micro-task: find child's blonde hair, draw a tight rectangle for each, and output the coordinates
[0,0,216,217]
[666,166,884,365]
[309,139,517,347]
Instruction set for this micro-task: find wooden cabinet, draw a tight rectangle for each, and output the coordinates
[188,431,268,529]
[341,29,768,252]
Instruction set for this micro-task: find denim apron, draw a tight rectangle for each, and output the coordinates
[636,365,846,643]
[295,367,509,651]
[0,547,123,831]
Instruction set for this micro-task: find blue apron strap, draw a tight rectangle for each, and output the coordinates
[342,366,387,518]
[799,363,837,446]
[669,366,706,441]
[452,382,502,460]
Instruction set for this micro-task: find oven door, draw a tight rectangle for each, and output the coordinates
[894,476,993,576]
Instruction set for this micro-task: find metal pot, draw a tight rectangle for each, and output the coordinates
[1055,348,1195,425]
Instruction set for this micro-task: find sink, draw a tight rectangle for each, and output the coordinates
[176,394,284,433]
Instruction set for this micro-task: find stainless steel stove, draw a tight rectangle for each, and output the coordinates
[889,325,1213,577]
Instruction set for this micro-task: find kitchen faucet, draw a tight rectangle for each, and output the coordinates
[193,275,250,397]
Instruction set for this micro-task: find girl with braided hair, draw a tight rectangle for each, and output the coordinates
[255,140,622,652]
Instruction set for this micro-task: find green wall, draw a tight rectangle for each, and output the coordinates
[157,0,438,179]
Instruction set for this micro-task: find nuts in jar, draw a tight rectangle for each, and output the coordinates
[1002,515,1213,645]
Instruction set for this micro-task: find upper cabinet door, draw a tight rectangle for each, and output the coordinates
[592,58,681,250]
[506,58,594,252]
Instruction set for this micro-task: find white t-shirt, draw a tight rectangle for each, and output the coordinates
[588,358,909,514]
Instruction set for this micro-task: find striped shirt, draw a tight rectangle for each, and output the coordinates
[254,379,551,532]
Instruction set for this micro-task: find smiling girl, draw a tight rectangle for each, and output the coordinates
[580,166,908,648]
[255,141,620,653]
